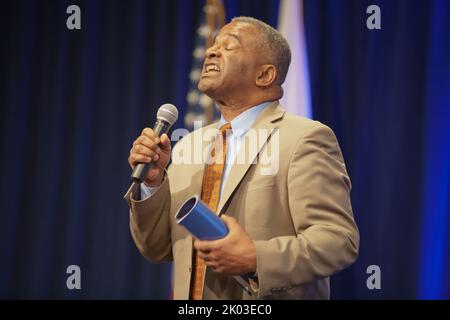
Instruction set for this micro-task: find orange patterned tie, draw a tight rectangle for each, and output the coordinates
[190,122,232,300]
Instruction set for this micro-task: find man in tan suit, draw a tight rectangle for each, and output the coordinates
[125,17,359,299]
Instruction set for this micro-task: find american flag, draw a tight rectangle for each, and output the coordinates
[184,0,225,130]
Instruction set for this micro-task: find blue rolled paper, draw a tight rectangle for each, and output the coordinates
[175,195,228,240]
[175,196,254,296]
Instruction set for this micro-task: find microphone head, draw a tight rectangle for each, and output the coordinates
[157,103,179,125]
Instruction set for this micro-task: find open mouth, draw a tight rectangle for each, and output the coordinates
[204,63,220,74]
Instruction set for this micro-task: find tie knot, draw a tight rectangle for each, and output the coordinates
[219,123,232,136]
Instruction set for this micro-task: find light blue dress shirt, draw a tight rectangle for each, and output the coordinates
[140,101,272,200]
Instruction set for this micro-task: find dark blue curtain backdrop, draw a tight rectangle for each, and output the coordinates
[0,0,448,299]
[304,0,450,299]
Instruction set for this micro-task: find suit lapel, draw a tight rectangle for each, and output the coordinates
[217,102,285,214]
[187,122,219,196]
[190,164,206,195]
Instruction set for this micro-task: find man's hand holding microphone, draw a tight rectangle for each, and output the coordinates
[127,103,178,187]
[128,128,171,187]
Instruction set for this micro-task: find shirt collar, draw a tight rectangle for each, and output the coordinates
[218,101,272,137]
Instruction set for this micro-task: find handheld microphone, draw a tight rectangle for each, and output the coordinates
[131,103,179,183]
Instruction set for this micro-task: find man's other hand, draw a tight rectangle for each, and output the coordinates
[194,215,257,275]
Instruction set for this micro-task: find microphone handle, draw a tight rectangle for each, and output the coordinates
[131,120,171,183]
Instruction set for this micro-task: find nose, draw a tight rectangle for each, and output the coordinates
[205,44,221,58]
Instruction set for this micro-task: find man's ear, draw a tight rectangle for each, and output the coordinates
[255,64,277,88]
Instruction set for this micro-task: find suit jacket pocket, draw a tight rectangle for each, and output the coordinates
[245,176,276,192]
[237,178,285,238]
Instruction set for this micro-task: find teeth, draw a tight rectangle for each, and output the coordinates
[206,65,220,73]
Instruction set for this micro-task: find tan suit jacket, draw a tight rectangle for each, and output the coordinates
[124,101,359,299]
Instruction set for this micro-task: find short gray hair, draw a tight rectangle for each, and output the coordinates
[232,16,291,85]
